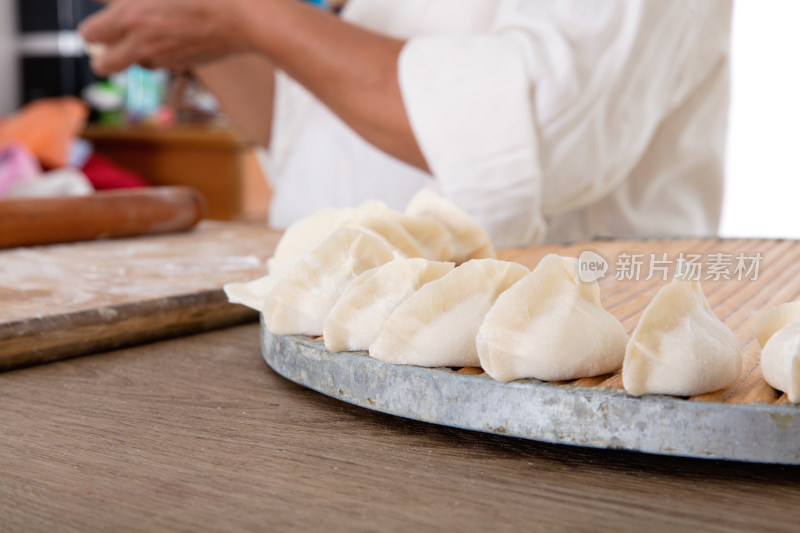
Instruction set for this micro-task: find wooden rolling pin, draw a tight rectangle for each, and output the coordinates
[0,187,207,249]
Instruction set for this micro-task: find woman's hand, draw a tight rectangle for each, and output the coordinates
[79,0,251,76]
[82,0,428,171]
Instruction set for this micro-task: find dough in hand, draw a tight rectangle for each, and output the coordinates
[754,301,800,347]
[405,188,495,264]
[323,258,454,353]
[84,42,108,58]
[622,277,742,396]
[760,321,800,403]
[476,254,628,382]
[370,259,528,368]
[263,227,396,336]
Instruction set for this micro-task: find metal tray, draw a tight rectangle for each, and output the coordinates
[261,319,800,464]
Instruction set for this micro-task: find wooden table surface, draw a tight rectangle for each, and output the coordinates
[2,323,800,532]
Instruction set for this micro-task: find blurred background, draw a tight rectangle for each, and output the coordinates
[0,0,270,222]
[0,0,797,236]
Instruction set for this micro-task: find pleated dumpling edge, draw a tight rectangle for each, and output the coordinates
[622,277,742,397]
[369,258,528,368]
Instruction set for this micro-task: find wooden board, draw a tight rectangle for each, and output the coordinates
[0,221,280,370]
[499,237,792,405]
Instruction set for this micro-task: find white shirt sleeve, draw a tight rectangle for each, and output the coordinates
[398,0,730,247]
[399,33,546,248]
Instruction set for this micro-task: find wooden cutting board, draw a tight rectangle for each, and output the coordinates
[0,221,280,371]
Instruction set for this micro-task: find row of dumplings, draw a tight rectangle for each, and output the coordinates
[227,190,794,401]
[226,188,496,321]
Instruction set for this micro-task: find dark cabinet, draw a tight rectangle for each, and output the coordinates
[17,0,103,103]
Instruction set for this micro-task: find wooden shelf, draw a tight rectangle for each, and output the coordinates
[82,124,271,221]
[82,124,243,146]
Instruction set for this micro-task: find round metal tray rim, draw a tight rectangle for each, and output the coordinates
[260,318,800,464]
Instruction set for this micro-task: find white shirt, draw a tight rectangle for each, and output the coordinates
[263,0,731,248]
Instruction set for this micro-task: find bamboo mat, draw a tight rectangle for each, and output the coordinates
[478,237,798,405]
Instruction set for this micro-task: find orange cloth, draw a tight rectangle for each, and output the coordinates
[0,97,89,169]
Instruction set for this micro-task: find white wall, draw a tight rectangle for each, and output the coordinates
[0,0,18,115]
[720,1,800,238]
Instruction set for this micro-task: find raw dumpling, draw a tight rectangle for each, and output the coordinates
[267,199,456,275]
[266,200,392,275]
[227,197,459,315]
[263,227,396,336]
[224,274,281,312]
[323,258,454,352]
[760,321,800,403]
[351,216,428,259]
[405,188,495,263]
[622,277,742,396]
[476,254,627,382]
[370,259,528,367]
[385,213,454,262]
[754,301,800,347]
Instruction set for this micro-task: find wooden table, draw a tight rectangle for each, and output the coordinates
[2,323,800,532]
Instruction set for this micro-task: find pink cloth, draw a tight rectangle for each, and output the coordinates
[0,144,41,198]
